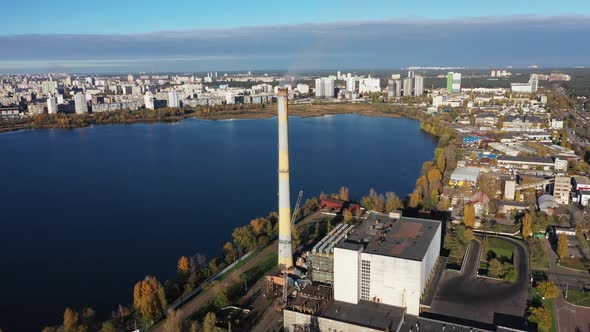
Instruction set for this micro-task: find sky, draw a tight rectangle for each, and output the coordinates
[1,0,589,73]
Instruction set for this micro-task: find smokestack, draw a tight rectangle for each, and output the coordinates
[277,88,293,268]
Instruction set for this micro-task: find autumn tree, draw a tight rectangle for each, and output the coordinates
[63,308,79,332]
[203,312,217,332]
[133,276,167,325]
[385,192,403,213]
[343,209,353,224]
[427,168,443,192]
[232,225,256,253]
[408,192,422,209]
[338,186,350,201]
[163,309,182,332]
[522,212,532,238]
[99,321,116,332]
[537,281,560,299]
[463,203,476,228]
[292,225,301,251]
[557,233,568,260]
[223,242,237,264]
[250,217,272,237]
[528,306,552,329]
[177,256,191,280]
[488,258,504,278]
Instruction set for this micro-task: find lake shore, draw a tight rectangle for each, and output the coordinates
[0,103,418,134]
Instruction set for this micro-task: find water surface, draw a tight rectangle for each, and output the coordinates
[0,114,437,331]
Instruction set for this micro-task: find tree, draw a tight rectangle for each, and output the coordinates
[561,130,569,148]
[385,192,403,213]
[292,225,301,251]
[557,233,568,260]
[522,212,532,238]
[163,310,182,332]
[488,258,504,278]
[528,306,552,329]
[203,312,217,332]
[408,192,422,208]
[189,321,202,332]
[214,287,230,308]
[223,242,237,264]
[133,276,167,325]
[232,225,256,253]
[427,168,443,192]
[177,256,191,277]
[463,203,476,228]
[343,209,353,224]
[537,281,560,299]
[99,321,116,332]
[338,186,350,201]
[63,308,79,332]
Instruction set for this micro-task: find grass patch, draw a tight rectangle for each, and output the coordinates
[542,297,557,332]
[529,238,549,270]
[483,237,515,262]
[566,288,590,307]
[559,257,589,271]
[218,250,259,281]
[243,252,278,284]
[487,223,520,234]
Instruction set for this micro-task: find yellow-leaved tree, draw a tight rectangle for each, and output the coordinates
[133,276,167,326]
[463,203,476,228]
[557,233,568,260]
[522,212,532,238]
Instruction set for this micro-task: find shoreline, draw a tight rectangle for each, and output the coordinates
[0,103,414,134]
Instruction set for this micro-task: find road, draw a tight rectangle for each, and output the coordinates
[542,239,590,332]
[429,236,529,329]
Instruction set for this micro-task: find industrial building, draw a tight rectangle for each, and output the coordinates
[310,224,356,284]
[333,212,441,315]
[497,155,561,172]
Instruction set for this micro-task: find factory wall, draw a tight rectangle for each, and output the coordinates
[334,246,361,304]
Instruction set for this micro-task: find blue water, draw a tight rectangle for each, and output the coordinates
[0,114,437,331]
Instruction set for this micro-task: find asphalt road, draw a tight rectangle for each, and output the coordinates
[542,239,590,332]
[429,236,529,329]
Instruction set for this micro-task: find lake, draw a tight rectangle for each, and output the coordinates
[0,114,437,331]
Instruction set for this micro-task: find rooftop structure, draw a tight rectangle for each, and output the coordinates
[310,224,356,284]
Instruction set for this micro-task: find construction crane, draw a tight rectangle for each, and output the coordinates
[281,190,303,308]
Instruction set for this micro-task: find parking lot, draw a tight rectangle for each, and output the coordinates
[427,237,530,330]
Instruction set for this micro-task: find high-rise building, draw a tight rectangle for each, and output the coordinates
[315,78,335,98]
[402,78,413,96]
[74,92,88,114]
[42,81,58,96]
[47,97,57,114]
[346,77,356,92]
[553,176,571,205]
[168,91,180,108]
[414,75,424,96]
[359,78,381,94]
[529,74,539,93]
[144,92,155,110]
[447,72,461,94]
[387,80,402,98]
[127,74,134,82]
[407,70,415,78]
[490,71,496,77]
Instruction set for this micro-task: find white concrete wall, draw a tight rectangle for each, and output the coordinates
[361,252,421,315]
[420,223,442,294]
[284,310,385,332]
[334,246,360,304]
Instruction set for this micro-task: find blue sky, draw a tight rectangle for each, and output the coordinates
[1,1,589,72]
[3,0,589,35]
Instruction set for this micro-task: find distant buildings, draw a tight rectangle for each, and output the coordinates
[402,78,413,96]
[46,97,57,114]
[553,176,571,205]
[315,77,335,98]
[387,79,401,98]
[447,72,461,94]
[168,91,180,108]
[511,74,539,93]
[358,78,381,94]
[144,92,155,110]
[346,77,356,92]
[74,92,88,114]
[414,75,424,96]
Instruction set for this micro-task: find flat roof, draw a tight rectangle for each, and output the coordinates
[497,155,554,164]
[322,300,406,331]
[339,212,441,261]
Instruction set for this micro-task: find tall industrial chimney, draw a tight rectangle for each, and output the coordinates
[277,88,293,268]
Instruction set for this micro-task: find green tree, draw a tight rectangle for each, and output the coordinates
[214,288,230,308]
[463,203,476,228]
[292,225,301,251]
[203,312,217,332]
[522,212,532,238]
[99,321,116,332]
[557,233,568,260]
[561,130,569,148]
[537,281,560,299]
[488,258,504,278]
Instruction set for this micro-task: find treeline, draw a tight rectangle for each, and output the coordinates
[0,103,270,131]
[408,116,460,211]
